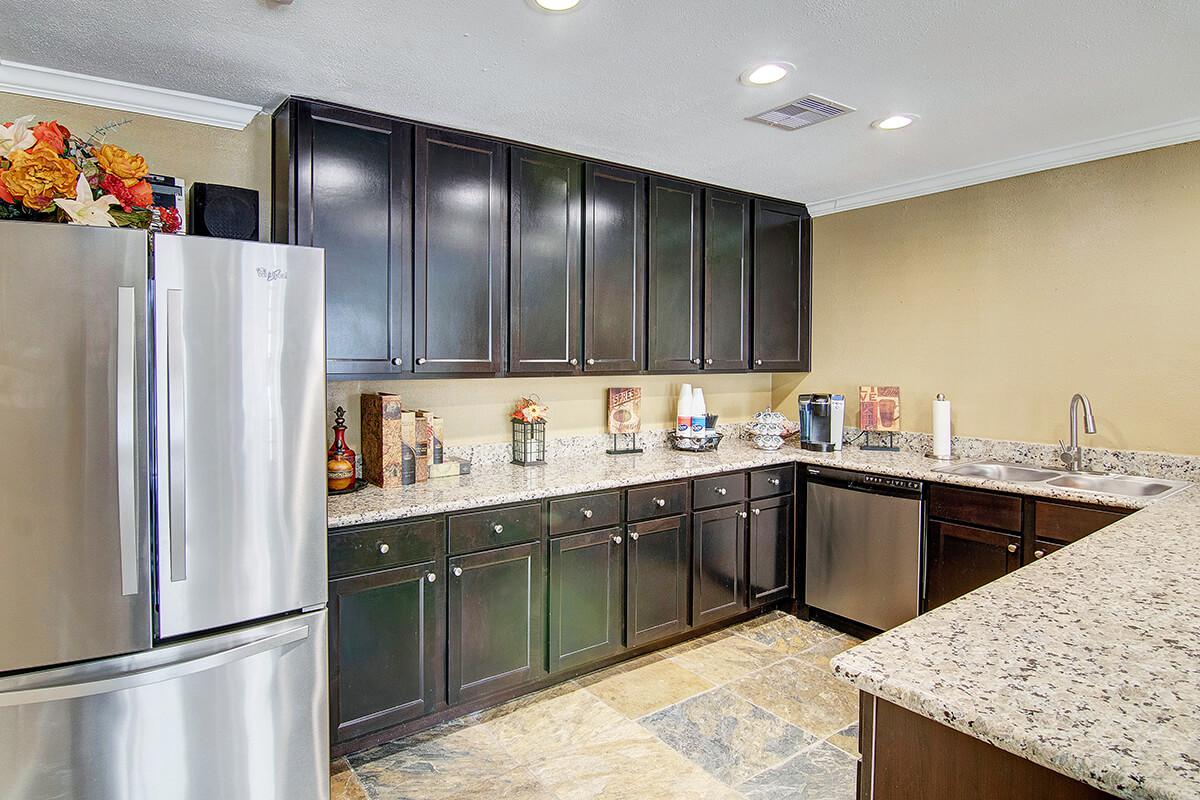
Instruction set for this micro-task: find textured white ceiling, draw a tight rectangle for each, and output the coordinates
[4,0,1199,207]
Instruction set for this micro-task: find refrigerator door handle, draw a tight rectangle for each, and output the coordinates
[116,286,139,596]
[0,622,310,707]
[166,288,187,582]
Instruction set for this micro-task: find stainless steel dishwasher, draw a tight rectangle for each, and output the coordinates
[804,466,924,631]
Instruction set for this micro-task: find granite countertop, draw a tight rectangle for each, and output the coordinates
[327,438,1150,528]
[831,484,1200,800]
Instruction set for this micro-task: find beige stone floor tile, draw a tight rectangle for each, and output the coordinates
[582,658,715,718]
[574,650,667,688]
[330,758,369,800]
[456,766,559,799]
[351,722,517,800]
[727,658,859,739]
[733,613,840,656]
[668,631,786,684]
[793,634,861,673]
[826,722,861,758]
[655,627,735,658]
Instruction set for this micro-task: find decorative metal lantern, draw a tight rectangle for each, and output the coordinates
[512,420,546,466]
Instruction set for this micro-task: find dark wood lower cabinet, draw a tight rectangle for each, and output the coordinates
[447,541,545,705]
[627,515,690,647]
[548,527,625,673]
[749,495,792,607]
[330,561,442,743]
[691,504,748,626]
[926,520,1022,611]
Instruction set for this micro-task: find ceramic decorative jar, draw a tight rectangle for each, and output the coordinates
[746,409,790,451]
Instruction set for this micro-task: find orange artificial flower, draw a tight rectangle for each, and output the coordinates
[93,143,149,186]
[126,179,154,207]
[32,120,70,154]
[2,142,79,210]
[0,172,14,204]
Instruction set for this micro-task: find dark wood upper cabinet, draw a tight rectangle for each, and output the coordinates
[508,148,583,375]
[413,127,506,375]
[691,504,748,627]
[583,163,646,373]
[703,190,752,370]
[647,177,703,372]
[548,527,625,673]
[277,101,412,377]
[752,198,812,371]
[626,514,690,647]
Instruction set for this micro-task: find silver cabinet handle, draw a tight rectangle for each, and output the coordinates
[630,532,639,541]
[654,498,666,508]
[493,523,504,534]
[426,572,437,582]
[1034,550,1046,559]
[582,509,593,519]
[569,358,578,366]
[754,359,763,366]
[391,357,403,366]
[738,510,748,519]
[705,358,714,365]
[416,357,427,365]
[586,358,596,365]
[768,477,781,486]
[612,534,622,544]
[715,486,727,495]
[752,508,761,516]
[378,542,390,554]
[1007,543,1018,553]
[166,288,187,583]
[692,358,701,365]
[116,286,139,596]
[452,566,463,577]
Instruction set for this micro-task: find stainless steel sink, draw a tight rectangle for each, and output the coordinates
[1046,474,1189,498]
[937,461,1060,482]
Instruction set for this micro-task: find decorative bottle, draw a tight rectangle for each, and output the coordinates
[327,406,356,492]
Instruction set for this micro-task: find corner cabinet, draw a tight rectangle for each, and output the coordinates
[752,199,812,371]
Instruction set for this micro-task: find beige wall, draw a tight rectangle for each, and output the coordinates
[0,92,272,236]
[330,374,773,450]
[773,140,1200,455]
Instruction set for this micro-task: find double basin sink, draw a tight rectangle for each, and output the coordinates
[935,460,1190,499]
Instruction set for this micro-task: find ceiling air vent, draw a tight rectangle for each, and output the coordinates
[748,94,855,131]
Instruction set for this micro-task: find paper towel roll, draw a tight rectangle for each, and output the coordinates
[932,394,952,457]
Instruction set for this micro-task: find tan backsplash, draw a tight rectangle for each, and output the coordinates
[327,374,773,451]
[773,139,1200,455]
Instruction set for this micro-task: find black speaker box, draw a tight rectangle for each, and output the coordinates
[188,183,259,240]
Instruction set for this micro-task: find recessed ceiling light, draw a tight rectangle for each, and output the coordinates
[872,114,918,130]
[527,0,582,12]
[739,62,794,87]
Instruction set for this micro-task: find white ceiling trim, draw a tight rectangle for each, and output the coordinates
[807,115,1200,216]
[0,61,262,130]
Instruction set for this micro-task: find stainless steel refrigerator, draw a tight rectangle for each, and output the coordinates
[0,221,329,799]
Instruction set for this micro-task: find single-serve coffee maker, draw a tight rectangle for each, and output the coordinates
[798,393,845,451]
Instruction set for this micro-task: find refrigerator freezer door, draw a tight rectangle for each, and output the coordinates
[153,235,327,639]
[0,609,329,800]
[0,221,152,673]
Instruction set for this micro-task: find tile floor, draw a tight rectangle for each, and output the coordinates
[331,612,862,800]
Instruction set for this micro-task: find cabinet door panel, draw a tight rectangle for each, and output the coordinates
[752,199,811,371]
[647,177,702,372]
[447,541,544,705]
[414,128,505,374]
[549,527,624,673]
[692,505,748,626]
[295,102,411,377]
[703,189,751,370]
[926,521,1021,611]
[584,164,645,373]
[749,495,792,607]
[509,148,582,374]
[627,515,689,647]
[330,560,441,743]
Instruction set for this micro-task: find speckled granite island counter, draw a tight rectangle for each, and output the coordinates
[831,484,1200,800]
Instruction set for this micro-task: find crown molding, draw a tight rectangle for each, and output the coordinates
[0,60,262,130]
[807,115,1200,216]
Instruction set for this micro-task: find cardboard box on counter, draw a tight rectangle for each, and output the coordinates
[429,456,471,479]
[361,393,417,488]
[413,412,429,483]
[427,415,444,465]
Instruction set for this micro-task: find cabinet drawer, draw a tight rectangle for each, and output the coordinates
[692,473,746,509]
[549,491,621,536]
[329,518,443,579]
[449,503,543,555]
[1032,500,1127,545]
[750,465,793,498]
[929,484,1022,533]
[627,481,687,522]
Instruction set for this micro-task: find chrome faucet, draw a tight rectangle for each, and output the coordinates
[1058,393,1096,472]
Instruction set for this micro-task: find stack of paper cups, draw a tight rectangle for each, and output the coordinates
[932,393,952,458]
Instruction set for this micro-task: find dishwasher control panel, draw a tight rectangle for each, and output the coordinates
[860,474,923,492]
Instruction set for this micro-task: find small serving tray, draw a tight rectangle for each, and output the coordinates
[668,431,723,453]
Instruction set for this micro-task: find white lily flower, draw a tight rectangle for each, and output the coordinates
[53,173,120,227]
[0,114,37,159]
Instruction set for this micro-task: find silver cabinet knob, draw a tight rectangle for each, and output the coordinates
[612,534,622,544]
[377,542,390,554]
[1034,550,1046,559]
[391,357,403,366]
[754,359,763,366]
[426,572,436,583]
[705,358,714,365]
[569,358,578,366]
[493,523,504,534]
[692,358,701,365]
[452,566,463,577]
[582,509,593,519]
[654,498,666,508]
[1007,543,1018,553]
[715,487,727,496]
[738,510,748,519]
[586,358,596,365]
[416,357,427,365]
[629,531,639,541]
[752,508,761,516]
[768,477,781,486]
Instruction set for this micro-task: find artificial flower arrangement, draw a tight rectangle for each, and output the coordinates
[511,395,549,424]
[0,114,181,232]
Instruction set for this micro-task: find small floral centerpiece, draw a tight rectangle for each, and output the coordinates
[511,395,548,466]
[0,115,181,231]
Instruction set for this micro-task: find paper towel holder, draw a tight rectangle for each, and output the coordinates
[924,392,958,460]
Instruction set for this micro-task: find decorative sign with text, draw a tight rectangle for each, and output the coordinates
[607,388,642,434]
[859,385,901,432]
